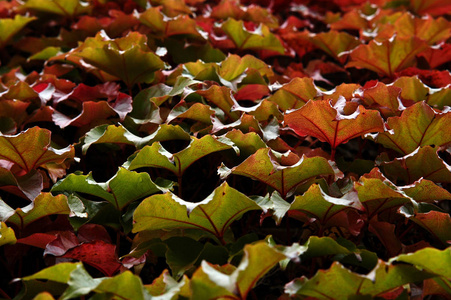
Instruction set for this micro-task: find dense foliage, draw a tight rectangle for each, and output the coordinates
[0,0,450,299]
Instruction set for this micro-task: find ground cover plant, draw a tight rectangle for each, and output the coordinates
[0,0,450,298]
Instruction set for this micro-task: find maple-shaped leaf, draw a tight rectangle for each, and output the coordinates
[224,130,266,158]
[191,241,287,299]
[409,211,451,245]
[346,36,429,78]
[24,0,91,17]
[0,222,16,246]
[69,31,165,88]
[196,85,241,121]
[367,101,451,155]
[400,178,451,202]
[220,18,284,54]
[356,81,403,118]
[310,31,361,63]
[0,127,74,174]
[284,99,384,160]
[62,240,121,276]
[392,76,429,104]
[228,148,334,198]
[380,146,451,184]
[268,77,318,111]
[81,124,190,154]
[126,135,238,177]
[288,184,363,233]
[0,15,36,49]
[133,182,261,243]
[355,168,412,219]
[51,168,162,211]
[285,260,432,298]
[218,54,274,84]
[3,193,70,230]
[409,0,451,17]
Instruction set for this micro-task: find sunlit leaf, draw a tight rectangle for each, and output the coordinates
[93,271,148,300]
[127,135,238,177]
[22,262,82,284]
[409,211,451,244]
[0,221,16,246]
[409,0,451,17]
[367,101,451,155]
[24,0,91,17]
[229,148,334,198]
[285,99,384,159]
[133,182,261,243]
[0,15,36,49]
[196,85,241,121]
[392,247,451,278]
[221,18,284,54]
[400,178,451,202]
[268,77,318,111]
[356,81,403,117]
[310,31,361,62]
[347,36,429,78]
[51,168,162,211]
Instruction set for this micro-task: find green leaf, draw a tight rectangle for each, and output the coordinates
[409,211,451,244]
[51,168,162,210]
[285,260,432,298]
[230,148,335,198]
[5,193,70,229]
[24,0,91,17]
[380,146,451,184]
[61,264,102,300]
[196,85,241,121]
[268,77,318,111]
[289,184,363,227]
[218,54,274,83]
[400,178,451,202]
[0,15,36,49]
[71,31,165,88]
[310,30,361,62]
[145,270,189,298]
[0,221,16,246]
[22,262,82,284]
[133,182,261,242]
[391,247,451,278]
[367,101,451,155]
[221,18,284,54]
[127,135,238,177]
[0,126,74,173]
[94,271,147,300]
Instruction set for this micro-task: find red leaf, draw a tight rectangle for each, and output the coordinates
[418,43,451,69]
[17,233,57,249]
[234,84,270,101]
[62,240,121,276]
[44,231,79,257]
[395,67,451,88]
[77,224,112,244]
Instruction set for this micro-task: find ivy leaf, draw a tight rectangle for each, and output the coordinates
[21,262,82,284]
[196,85,241,121]
[409,211,451,245]
[229,148,334,198]
[4,193,70,230]
[285,260,432,298]
[346,36,429,78]
[310,31,361,62]
[192,241,287,299]
[268,77,319,111]
[24,0,91,17]
[81,124,190,154]
[368,101,451,155]
[0,221,16,246]
[0,15,36,49]
[93,271,148,300]
[51,168,162,211]
[380,146,451,184]
[218,54,274,84]
[392,247,451,278]
[133,182,261,243]
[70,31,165,88]
[0,168,43,200]
[126,135,238,177]
[145,270,189,298]
[221,18,284,54]
[400,178,451,202]
[223,130,266,158]
[288,184,363,230]
[356,81,403,118]
[284,99,384,160]
[0,126,75,174]
[409,0,451,17]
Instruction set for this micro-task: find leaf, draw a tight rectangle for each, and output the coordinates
[367,101,451,155]
[0,15,36,49]
[224,129,266,158]
[392,247,451,278]
[409,0,451,17]
[145,269,189,298]
[133,182,261,242]
[70,31,165,88]
[127,135,238,177]
[380,146,451,184]
[392,76,429,104]
[60,264,102,300]
[51,168,162,211]
[6,193,70,229]
[196,85,241,121]
[0,126,75,174]
[356,81,403,118]
[62,240,121,276]
[22,262,82,284]
[289,184,363,227]
[93,271,147,300]
[310,31,361,62]
[0,221,16,246]
[218,54,274,84]
[355,168,412,219]
[346,36,429,78]
[400,178,451,202]
[81,124,190,154]
[285,260,432,298]
[192,241,287,299]
[409,211,451,244]
[229,148,334,198]
[24,0,91,17]
[268,77,319,111]
[284,99,384,159]
[0,168,43,200]
[221,18,284,54]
